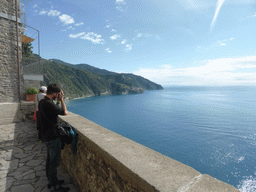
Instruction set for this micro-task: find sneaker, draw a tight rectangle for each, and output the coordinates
[48,180,65,188]
[51,186,70,192]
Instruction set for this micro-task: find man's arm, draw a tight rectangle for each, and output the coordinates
[57,91,67,116]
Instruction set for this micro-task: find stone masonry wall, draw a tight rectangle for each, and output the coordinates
[20,101,35,121]
[0,101,35,125]
[62,133,148,192]
[0,0,22,103]
[60,112,240,192]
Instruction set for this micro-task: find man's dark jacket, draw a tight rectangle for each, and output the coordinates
[38,96,65,141]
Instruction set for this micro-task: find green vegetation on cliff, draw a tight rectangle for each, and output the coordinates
[24,54,163,99]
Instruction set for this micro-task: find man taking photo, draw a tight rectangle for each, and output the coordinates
[39,83,69,192]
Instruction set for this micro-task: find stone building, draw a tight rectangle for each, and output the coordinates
[0,0,37,124]
[0,0,22,103]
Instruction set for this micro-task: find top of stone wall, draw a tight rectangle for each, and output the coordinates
[60,112,240,192]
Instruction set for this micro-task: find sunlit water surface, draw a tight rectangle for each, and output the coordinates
[66,86,256,191]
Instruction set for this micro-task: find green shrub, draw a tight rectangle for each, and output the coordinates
[25,87,38,94]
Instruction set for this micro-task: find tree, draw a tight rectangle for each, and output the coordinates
[22,42,33,59]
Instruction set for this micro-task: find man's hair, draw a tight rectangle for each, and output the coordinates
[46,84,61,95]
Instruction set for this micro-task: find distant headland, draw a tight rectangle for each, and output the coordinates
[24,54,163,99]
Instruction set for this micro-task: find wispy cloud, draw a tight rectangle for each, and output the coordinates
[59,14,75,25]
[135,33,151,39]
[110,34,121,40]
[134,56,256,85]
[116,0,126,12]
[69,32,86,38]
[105,48,112,53]
[79,32,105,44]
[116,6,125,12]
[66,26,75,31]
[39,9,61,16]
[74,22,84,26]
[197,37,235,52]
[248,13,256,18]
[116,0,126,5]
[121,39,127,44]
[111,29,117,32]
[211,0,226,30]
[39,10,47,15]
[125,44,132,52]
[48,10,61,16]
[33,4,38,8]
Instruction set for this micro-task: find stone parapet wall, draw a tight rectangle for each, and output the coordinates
[0,0,22,103]
[20,101,35,121]
[0,102,21,124]
[0,101,35,125]
[60,112,240,192]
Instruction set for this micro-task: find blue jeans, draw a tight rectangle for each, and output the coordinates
[45,138,62,186]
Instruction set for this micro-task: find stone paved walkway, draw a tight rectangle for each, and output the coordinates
[0,121,77,192]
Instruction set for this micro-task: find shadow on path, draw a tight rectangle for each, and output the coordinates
[0,121,76,192]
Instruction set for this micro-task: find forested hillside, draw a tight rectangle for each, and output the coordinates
[24,54,163,99]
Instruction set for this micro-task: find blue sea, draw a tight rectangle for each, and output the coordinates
[66,86,256,191]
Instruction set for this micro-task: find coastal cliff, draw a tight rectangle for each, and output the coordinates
[24,54,163,99]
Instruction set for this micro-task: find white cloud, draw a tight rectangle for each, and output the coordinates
[110,34,121,40]
[105,48,112,53]
[81,32,105,44]
[211,0,226,30]
[133,56,256,85]
[106,25,111,28]
[116,6,124,12]
[74,22,84,26]
[48,10,61,16]
[33,4,38,8]
[134,33,151,40]
[69,32,86,38]
[197,38,235,52]
[111,29,117,32]
[39,10,47,15]
[121,39,127,44]
[69,32,104,44]
[67,26,75,30]
[248,13,256,18]
[215,38,234,47]
[59,14,75,25]
[125,44,132,52]
[116,0,126,5]
[116,0,126,12]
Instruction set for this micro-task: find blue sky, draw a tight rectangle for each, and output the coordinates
[20,0,256,86]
